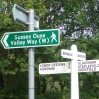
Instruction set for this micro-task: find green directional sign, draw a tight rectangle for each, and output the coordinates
[1,29,60,49]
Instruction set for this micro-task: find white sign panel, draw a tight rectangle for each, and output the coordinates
[39,62,70,74]
[39,60,99,74]
[78,60,99,72]
[61,49,86,61]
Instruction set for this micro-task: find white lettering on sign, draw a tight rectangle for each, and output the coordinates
[39,38,49,44]
[11,40,25,45]
[39,62,70,74]
[33,33,45,39]
[27,40,37,44]
[14,35,31,40]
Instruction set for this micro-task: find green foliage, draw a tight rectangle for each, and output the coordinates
[0,79,28,99]
[0,0,99,99]
[75,36,99,99]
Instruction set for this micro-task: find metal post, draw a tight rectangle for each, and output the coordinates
[28,9,35,99]
[71,44,79,99]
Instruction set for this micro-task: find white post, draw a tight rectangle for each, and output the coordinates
[71,44,79,99]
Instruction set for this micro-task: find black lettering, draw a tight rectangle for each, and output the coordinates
[82,61,96,64]
[78,64,96,72]
[40,67,55,71]
[96,64,99,67]
[63,52,72,56]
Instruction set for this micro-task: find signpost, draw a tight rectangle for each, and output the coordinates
[1,29,60,49]
[39,44,99,99]
[0,4,61,99]
[61,45,86,99]
[12,4,40,99]
[39,45,86,99]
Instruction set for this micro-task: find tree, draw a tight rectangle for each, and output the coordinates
[1,0,99,99]
[41,0,99,37]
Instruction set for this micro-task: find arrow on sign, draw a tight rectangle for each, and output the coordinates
[3,34,9,47]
